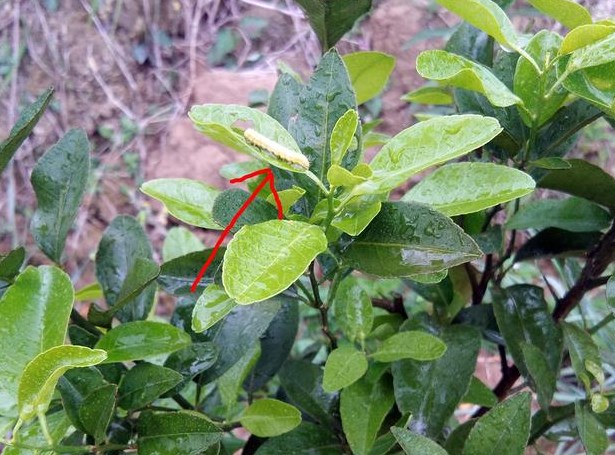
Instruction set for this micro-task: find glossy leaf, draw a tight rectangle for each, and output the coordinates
[163,342,218,396]
[79,383,117,443]
[218,344,260,416]
[222,220,327,304]
[57,367,107,433]
[331,200,382,236]
[0,247,24,282]
[0,87,53,174]
[334,276,374,343]
[563,323,603,391]
[213,188,278,234]
[192,283,237,332]
[96,216,156,322]
[189,104,307,173]
[255,422,341,454]
[138,410,222,454]
[515,228,601,262]
[343,51,396,105]
[371,331,446,362]
[365,115,501,193]
[266,186,305,214]
[403,163,534,216]
[341,375,395,455]
[576,402,608,455]
[323,345,368,392]
[393,324,481,437]
[18,345,107,421]
[462,376,498,407]
[240,398,301,437]
[343,202,482,277]
[492,285,562,379]
[521,342,556,410]
[563,61,615,117]
[95,321,192,363]
[330,109,359,165]
[162,226,204,262]
[327,164,366,187]
[462,392,531,455]
[118,363,183,410]
[506,197,611,232]
[402,85,454,105]
[267,72,302,130]
[158,248,225,296]
[294,0,372,50]
[0,266,73,417]
[538,159,615,210]
[141,178,221,229]
[417,50,521,107]
[560,24,615,55]
[527,0,591,29]
[566,32,615,72]
[391,426,449,455]
[31,129,90,263]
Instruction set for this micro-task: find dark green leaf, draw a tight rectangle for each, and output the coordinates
[219,344,260,417]
[213,188,278,234]
[0,87,54,174]
[521,342,556,410]
[391,426,449,455]
[268,73,302,130]
[0,247,25,282]
[118,363,183,410]
[343,202,482,277]
[576,402,608,455]
[31,129,90,263]
[58,367,107,433]
[462,377,497,408]
[514,228,602,262]
[163,342,218,397]
[255,422,341,454]
[445,22,493,65]
[79,383,117,443]
[444,420,476,455]
[158,248,225,296]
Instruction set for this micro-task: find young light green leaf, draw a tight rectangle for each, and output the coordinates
[141,178,221,229]
[341,375,395,455]
[402,86,454,105]
[527,0,591,29]
[417,50,521,108]
[189,104,307,173]
[95,321,192,363]
[365,115,502,194]
[222,220,327,304]
[506,197,611,232]
[118,363,183,410]
[343,51,396,105]
[343,202,482,277]
[239,398,301,437]
[0,266,73,418]
[162,227,205,262]
[330,109,359,165]
[31,129,90,263]
[391,427,449,455]
[462,392,531,455]
[3,410,71,455]
[402,163,535,216]
[530,157,572,170]
[560,24,615,55]
[562,61,615,117]
[138,410,222,454]
[74,282,103,301]
[563,323,604,392]
[328,164,366,187]
[566,32,615,72]
[332,200,382,237]
[576,402,608,455]
[18,345,107,421]
[266,186,305,214]
[192,283,237,332]
[334,276,374,343]
[371,331,446,362]
[0,87,54,174]
[322,345,368,392]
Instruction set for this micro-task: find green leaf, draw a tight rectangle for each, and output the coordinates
[191,283,237,332]
[95,321,192,363]
[341,375,395,455]
[240,398,301,437]
[538,159,615,210]
[521,342,556,410]
[393,324,481,437]
[189,104,307,173]
[492,285,562,379]
[222,220,327,304]
[158,248,225,296]
[0,246,25,282]
[30,129,90,263]
[366,115,502,194]
[74,282,103,301]
[3,411,71,455]
[0,266,73,417]
[514,31,567,127]
[402,86,454,105]
[255,422,341,454]
[576,402,608,455]
[391,427,449,455]
[18,345,107,421]
[267,73,302,130]
[560,24,615,55]
[331,199,382,237]
[213,188,279,234]
[402,163,534,216]
[334,276,374,343]
[163,342,218,397]
[371,331,446,362]
[118,363,182,410]
[343,51,396,105]
[462,376,498,407]
[563,323,603,391]
[322,345,368,392]
[462,392,531,455]
[267,186,306,214]
[294,0,372,50]
[566,32,615,72]
[417,50,521,107]
[141,178,221,229]
[608,274,615,313]
[343,202,482,277]
[79,383,117,443]
[563,60,615,117]
[330,109,359,165]
[444,420,476,455]
[162,227,204,262]
[514,228,601,262]
[435,0,520,52]
[57,367,107,433]
[218,344,260,417]
[506,197,611,232]
[527,0,591,29]
[530,157,572,170]
[96,216,156,322]
[138,411,222,454]
[0,87,53,174]
[327,164,366,187]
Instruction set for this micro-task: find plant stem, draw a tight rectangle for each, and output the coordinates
[172,394,194,410]
[309,262,337,350]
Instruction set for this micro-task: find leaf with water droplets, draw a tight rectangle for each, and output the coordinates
[191,284,237,332]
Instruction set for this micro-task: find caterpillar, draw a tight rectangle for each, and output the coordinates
[244,128,310,170]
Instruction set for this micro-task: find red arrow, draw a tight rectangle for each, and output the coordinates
[190,168,284,293]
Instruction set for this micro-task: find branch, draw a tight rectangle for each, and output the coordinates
[372,294,407,318]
